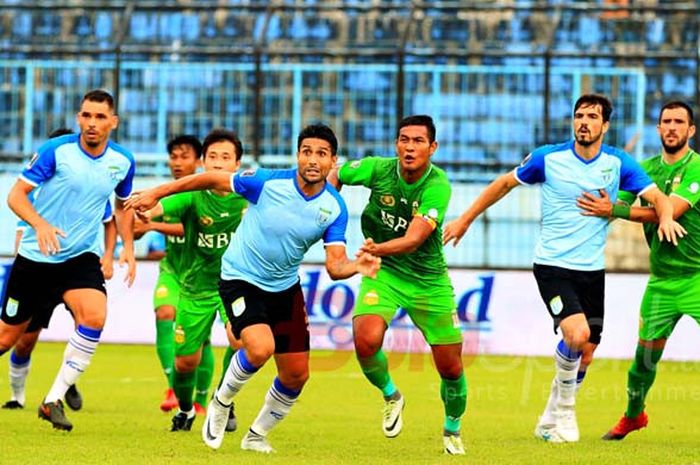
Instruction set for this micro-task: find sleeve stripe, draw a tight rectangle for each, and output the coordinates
[115,193,132,201]
[323,240,347,246]
[670,192,694,207]
[18,174,39,187]
[637,182,657,197]
[102,215,114,223]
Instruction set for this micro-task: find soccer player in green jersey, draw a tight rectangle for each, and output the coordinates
[333,115,467,455]
[577,100,697,439]
[138,129,247,432]
[133,135,218,415]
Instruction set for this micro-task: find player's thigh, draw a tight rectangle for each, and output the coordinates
[268,282,310,355]
[174,295,218,357]
[153,271,180,315]
[406,284,462,346]
[219,279,272,341]
[61,253,108,327]
[533,264,585,332]
[677,273,700,329]
[1,255,62,329]
[575,268,605,345]
[354,269,403,326]
[639,276,686,341]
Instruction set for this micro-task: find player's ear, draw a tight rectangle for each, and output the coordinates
[429,140,438,156]
[111,114,120,130]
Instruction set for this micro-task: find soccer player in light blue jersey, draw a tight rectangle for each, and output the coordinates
[443,94,684,443]
[128,124,380,453]
[1,89,137,432]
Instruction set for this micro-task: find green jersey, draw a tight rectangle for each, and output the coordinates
[338,156,451,282]
[620,149,700,277]
[158,212,187,277]
[161,190,247,296]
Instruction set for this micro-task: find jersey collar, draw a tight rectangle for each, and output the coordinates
[395,158,433,187]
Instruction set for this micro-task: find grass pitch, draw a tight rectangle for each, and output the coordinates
[1,343,699,465]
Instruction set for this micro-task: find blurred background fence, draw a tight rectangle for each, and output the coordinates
[0,1,699,269]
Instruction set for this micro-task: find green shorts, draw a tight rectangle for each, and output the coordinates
[153,270,181,310]
[174,292,229,356]
[639,273,700,341]
[354,267,462,345]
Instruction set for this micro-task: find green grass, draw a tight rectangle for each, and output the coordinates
[1,343,699,465]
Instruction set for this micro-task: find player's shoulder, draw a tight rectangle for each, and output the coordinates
[425,163,451,188]
[638,153,662,170]
[106,139,135,163]
[532,140,572,158]
[321,182,348,213]
[36,133,79,156]
[600,143,634,162]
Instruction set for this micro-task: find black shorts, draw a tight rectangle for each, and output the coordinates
[533,263,605,345]
[1,253,106,328]
[219,279,310,354]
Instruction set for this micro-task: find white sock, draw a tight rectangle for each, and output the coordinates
[216,349,259,404]
[45,325,101,403]
[9,351,31,405]
[540,377,558,425]
[554,341,581,408]
[250,377,301,436]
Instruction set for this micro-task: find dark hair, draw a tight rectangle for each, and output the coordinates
[397,115,436,143]
[202,128,243,161]
[297,124,338,155]
[81,89,115,111]
[659,100,695,125]
[573,94,613,122]
[167,134,202,159]
[48,127,74,139]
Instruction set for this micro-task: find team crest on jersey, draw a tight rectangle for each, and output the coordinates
[316,207,332,226]
[672,175,682,192]
[349,160,361,169]
[107,165,122,181]
[379,195,395,207]
[411,200,420,216]
[26,153,39,169]
[363,290,379,306]
[688,182,699,194]
[199,215,214,227]
[600,168,613,184]
[155,285,169,298]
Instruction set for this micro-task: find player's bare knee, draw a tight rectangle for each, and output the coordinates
[354,334,382,358]
[155,306,175,321]
[580,351,594,367]
[174,356,198,373]
[246,345,274,367]
[280,370,309,391]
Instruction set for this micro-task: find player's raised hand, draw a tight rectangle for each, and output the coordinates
[358,237,378,255]
[443,217,471,247]
[35,220,66,256]
[125,189,159,212]
[577,189,613,217]
[355,252,381,279]
[657,218,686,246]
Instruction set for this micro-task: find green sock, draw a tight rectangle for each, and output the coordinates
[218,346,236,388]
[441,373,467,433]
[173,369,196,412]
[194,342,215,406]
[155,319,175,388]
[626,344,663,418]
[358,350,396,397]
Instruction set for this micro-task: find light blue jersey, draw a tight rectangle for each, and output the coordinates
[17,133,135,263]
[16,191,112,230]
[515,140,653,270]
[221,168,348,292]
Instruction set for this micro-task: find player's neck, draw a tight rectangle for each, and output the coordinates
[573,140,602,161]
[79,138,108,157]
[400,165,428,184]
[296,173,325,197]
[662,146,689,165]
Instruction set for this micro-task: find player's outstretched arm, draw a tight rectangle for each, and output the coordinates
[641,187,686,245]
[578,189,691,227]
[126,171,232,212]
[360,217,434,257]
[115,198,136,286]
[443,171,519,246]
[7,179,65,255]
[325,244,380,280]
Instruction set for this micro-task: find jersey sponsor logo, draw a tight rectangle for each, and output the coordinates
[380,210,409,232]
[689,182,699,194]
[197,231,234,249]
[316,207,332,227]
[400,197,408,204]
[520,153,532,167]
[220,212,230,218]
[174,325,185,344]
[379,194,395,207]
[349,160,361,169]
[167,235,186,244]
[199,215,214,227]
[4,298,19,318]
[362,290,379,306]
[26,153,39,169]
[549,296,563,315]
[411,201,420,216]
[241,169,256,177]
[672,175,682,192]
[231,297,246,317]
